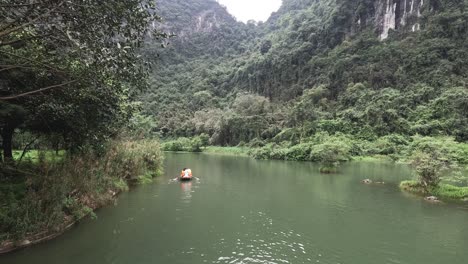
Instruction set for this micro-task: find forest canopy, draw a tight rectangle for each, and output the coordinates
[0,0,165,160]
[140,0,468,146]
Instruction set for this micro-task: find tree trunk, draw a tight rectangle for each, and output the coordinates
[1,126,14,161]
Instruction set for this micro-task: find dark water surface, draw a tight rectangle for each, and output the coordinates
[2,153,468,264]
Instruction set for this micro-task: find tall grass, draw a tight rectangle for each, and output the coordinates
[161,135,208,152]
[204,146,250,156]
[0,140,163,242]
[400,180,468,200]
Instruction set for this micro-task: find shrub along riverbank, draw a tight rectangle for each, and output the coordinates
[0,140,163,252]
[162,133,468,164]
[162,137,249,156]
[400,181,468,200]
[163,133,468,200]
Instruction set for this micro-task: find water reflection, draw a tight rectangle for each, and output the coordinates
[211,211,318,264]
[177,210,332,264]
[169,174,200,203]
[3,153,468,264]
[180,181,193,203]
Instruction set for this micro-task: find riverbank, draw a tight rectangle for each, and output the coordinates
[203,146,250,156]
[400,180,468,201]
[165,145,397,163]
[164,134,468,163]
[0,140,164,255]
[162,146,250,157]
[5,152,468,263]
[164,139,468,203]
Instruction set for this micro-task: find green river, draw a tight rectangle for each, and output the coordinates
[2,153,468,264]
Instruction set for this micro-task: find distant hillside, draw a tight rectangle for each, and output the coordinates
[140,0,468,144]
[147,0,252,61]
[223,0,467,99]
[140,0,258,136]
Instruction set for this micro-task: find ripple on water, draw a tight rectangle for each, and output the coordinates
[178,211,342,264]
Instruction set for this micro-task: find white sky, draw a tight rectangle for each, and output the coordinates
[217,0,282,23]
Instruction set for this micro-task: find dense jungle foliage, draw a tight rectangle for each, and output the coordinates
[141,0,468,148]
[0,0,165,160]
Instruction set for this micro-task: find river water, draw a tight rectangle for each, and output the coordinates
[2,153,468,264]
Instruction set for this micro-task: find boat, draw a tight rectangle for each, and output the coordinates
[179,168,193,181]
[179,176,193,181]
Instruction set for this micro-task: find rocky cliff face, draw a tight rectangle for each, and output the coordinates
[149,0,253,60]
[268,0,427,44]
[155,0,237,40]
[376,0,424,39]
[348,0,426,40]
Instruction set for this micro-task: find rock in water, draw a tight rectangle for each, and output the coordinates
[425,196,439,202]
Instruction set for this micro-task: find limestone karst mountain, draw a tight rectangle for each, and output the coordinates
[141,0,468,142]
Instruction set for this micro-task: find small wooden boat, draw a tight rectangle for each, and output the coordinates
[180,168,193,181]
[179,176,193,181]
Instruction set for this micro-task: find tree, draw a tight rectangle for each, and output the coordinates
[198,133,210,148]
[0,0,165,160]
[260,40,272,54]
[310,141,351,173]
[410,149,453,191]
[0,102,26,160]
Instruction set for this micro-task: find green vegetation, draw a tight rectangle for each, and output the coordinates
[0,140,163,242]
[0,1,166,247]
[431,184,468,200]
[141,0,468,142]
[12,150,65,163]
[0,0,164,161]
[400,181,468,200]
[204,146,250,157]
[399,138,468,200]
[137,0,468,174]
[162,134,209,152]
[410,149,454,190]
[249,133,353,164]
[1,0,468,251]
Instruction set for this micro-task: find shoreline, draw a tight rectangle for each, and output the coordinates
[0,190,121,255]
[0,139,164,255]
[168,147,468,203]
[166,147,398,163]
[400,180,468,201]
[3,148,465,255]
[0,220,76,255]
[163,146,250,157]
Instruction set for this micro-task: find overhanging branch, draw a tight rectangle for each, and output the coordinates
[0,50,67,74]
[0,2,40,8]
[0,34,52,47]
[0,80,77,100]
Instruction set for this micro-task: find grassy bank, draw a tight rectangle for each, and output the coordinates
[400,180,468,200]
[203,146,250,156]
[161,135,208,153]
[0,140,163,247]
[163,134,468,164]
[12,150,66,163]
[161,136,250,157]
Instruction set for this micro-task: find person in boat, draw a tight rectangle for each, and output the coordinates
[180,168,192,178]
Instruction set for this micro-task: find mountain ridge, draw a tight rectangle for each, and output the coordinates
[140,0,468,144]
